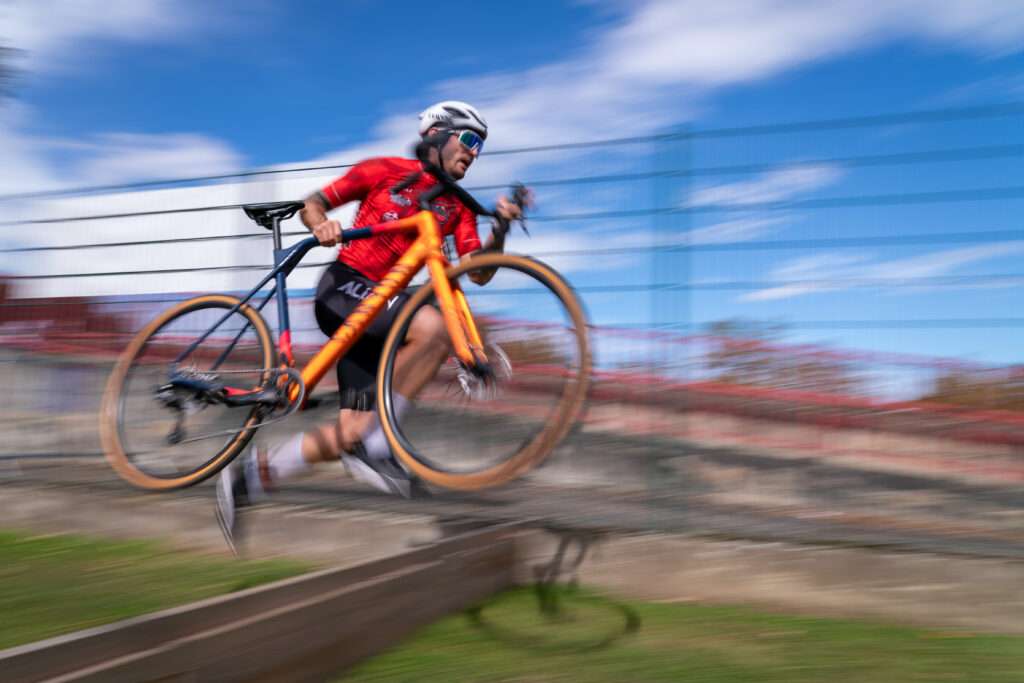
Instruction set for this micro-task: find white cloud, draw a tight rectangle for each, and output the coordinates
[300,0,1024,262]
[932,72,1024,106]
[514,214,791,278]
[71,133,243,186]
[8,0,1024,300]
[0,116,245,196]
[0,1,246,196]
[602,1,1024,89]
[742,241,1024,301]
[320,0,1024,169]
[0,103,57,196]
[0,1,256,296]
[503,227,641,275]
[602,2,870,87]
[906,0,1024,55]
[870,242,1024,280]
[10,0,1024,197]
[688,165,845,207]
[687,216,787,244]
[0,0,218,74]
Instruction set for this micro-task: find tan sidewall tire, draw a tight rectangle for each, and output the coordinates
[377,253,591,490]
[99,294,274,491]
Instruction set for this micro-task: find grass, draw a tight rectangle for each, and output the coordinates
[4,530,1021,681]
[341,586,1024,683]
[0,529,310,650]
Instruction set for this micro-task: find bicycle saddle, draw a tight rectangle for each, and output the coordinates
[242,201,306,229]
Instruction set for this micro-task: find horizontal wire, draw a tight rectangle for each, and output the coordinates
[0,202,248,227]
[0,295,306,309]
[3,304,1020,331]
[0,162,359,203]
[467,143,1024,192]
[623,318,1024,330]
[529,185,1024,223]
[8,260,1024,289]
[519,277,1024,295]
[677,102,1024,139]
[1,100,1020,204]
[5,183,1024,229]
[530,229,1024,257]
[4,225,1023,257]
[5,260,337,280]
[0,231,274,253]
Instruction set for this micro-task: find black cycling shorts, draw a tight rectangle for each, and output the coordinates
[314,261,413,403]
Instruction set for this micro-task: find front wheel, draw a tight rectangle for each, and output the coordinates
[377,253,591,490]
[99,294,275,491]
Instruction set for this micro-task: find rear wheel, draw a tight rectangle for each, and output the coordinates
[377,253,590,490]
[99,294,275,491]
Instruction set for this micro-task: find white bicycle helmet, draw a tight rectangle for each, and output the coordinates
[418,100,488,139]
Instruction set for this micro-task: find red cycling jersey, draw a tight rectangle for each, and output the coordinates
[317,157,481,282]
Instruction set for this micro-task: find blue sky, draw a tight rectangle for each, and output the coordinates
[3,0,1024,371]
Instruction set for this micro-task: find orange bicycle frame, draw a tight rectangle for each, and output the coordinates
[292,209,482,401]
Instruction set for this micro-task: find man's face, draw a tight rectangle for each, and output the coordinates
[438,131,478,180]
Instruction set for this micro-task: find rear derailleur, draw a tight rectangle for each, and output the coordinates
[155,366,304,445]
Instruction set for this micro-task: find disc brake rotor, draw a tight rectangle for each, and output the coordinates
[454,343,513,402]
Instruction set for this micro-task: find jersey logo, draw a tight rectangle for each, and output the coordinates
[389,191,412,207]
[433,201,451,225]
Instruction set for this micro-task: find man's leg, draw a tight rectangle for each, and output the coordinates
[215,421,343,554]
[216,302,452,551]
[228,304,448,494]
[337,305,451,453]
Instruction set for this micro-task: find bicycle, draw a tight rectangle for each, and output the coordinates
[99,159,591,492]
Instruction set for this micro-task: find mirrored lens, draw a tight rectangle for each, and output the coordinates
[457,130,484,153]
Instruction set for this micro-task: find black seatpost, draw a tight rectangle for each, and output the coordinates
[271,216,283,251]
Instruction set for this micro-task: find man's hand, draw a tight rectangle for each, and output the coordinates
[495,195,523,222]
[495,186,533,223]
[300,196,342,246]
[312,219,343,247]
[468,187,534,286]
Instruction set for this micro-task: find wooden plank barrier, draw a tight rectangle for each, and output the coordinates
[0,524,520,683]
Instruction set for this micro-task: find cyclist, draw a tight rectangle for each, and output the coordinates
[216,101,526,552]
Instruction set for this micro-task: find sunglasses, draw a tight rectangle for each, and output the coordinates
[454,129,484,154]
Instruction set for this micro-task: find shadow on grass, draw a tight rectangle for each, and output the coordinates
[467,527,641,653]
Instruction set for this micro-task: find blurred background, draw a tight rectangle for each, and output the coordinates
[1,1,1024,673]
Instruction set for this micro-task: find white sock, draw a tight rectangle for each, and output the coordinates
[362,393,411,462]
[267,432,310,481]
[244,432,309,500]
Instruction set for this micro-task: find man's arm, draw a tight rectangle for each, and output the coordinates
[478,224,508,253]
[301,160,376,246]
[465,226,506,285]
[300,193,343,246]
[299,193,329,229]
[464,194,521,285]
